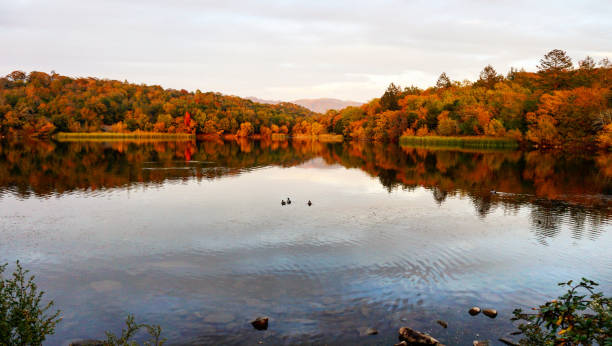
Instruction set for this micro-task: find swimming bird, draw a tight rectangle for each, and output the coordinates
[307,200,312,206]
[281,200,286,206]
[287,197,291,205]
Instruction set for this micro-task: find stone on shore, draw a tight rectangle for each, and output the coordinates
[398,326,444,345]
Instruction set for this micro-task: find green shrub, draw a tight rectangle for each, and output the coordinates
[0,261,62,345]
[104,314,165,346]
[512,278,611,345]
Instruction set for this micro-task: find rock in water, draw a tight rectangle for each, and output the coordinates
[251,317,269,330]
[394,342,408,346]
[473,341,490,346]
[436,320,448,328]
[468,307,481,316]
[365,327,378,335]
[398,327,444,345]
[483,309,497,318]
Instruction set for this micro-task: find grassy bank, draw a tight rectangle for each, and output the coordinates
[55,131,195,141]
[399,135,518,149]
[291,134,344,142]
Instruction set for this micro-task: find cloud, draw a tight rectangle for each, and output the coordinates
[1,0,611,102]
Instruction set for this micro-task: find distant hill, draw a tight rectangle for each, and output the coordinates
[292,98,363,113]
[246,96,282,105]
[247,97,362,113]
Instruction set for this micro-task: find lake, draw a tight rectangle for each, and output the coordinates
[0,139,611,345]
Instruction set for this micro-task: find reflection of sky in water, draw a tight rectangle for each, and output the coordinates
[1,157,611,345]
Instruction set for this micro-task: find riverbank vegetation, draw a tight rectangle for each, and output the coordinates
[0,262,61,345]
[512,278,611,345]
[1,50,611,149]
[399,136,518,149]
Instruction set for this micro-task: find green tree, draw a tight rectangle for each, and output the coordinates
[436,72,451,89]
[477,65,502,89]
[579,56,596,70]
[0,261,61,345]
[538,49,573,73]
[380,83,402,111]
[538,49,573,89]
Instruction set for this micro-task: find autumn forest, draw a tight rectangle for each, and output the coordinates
[1,49,612,149]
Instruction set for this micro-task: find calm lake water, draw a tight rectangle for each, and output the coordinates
[0,139,611,345]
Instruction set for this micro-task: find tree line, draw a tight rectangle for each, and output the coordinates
[322,49,612,149]
[1,49,611,148]
[0,71,316,138]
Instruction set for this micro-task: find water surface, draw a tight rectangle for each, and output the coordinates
[0,139,610,345]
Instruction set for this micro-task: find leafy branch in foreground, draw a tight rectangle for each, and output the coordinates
[512,278,611,345]
[104,314,166,346]
[0,261,62,345]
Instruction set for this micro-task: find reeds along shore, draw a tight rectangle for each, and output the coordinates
[399,135,519,149]
[55,131,196,141]
[270,133,343,142]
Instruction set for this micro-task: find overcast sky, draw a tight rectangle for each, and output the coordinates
[1,0,611,102]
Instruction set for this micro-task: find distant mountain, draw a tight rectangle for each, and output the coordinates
[292,98,363,113]
[246,96,282,105]
[247,97,362,113]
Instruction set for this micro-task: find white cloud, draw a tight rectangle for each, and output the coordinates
[1,0,611,102]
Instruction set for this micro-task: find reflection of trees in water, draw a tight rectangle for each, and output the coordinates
[529,201,609,245]
[431,187,448,205]
[471,194,494,218]
[530,202,564,245]
[0,139,610,241]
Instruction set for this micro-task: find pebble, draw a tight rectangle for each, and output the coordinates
[483,309,497,318]
[473,341,490,346]
[469,307,481,316]
[436,320,448,328]
[364,327,378,335]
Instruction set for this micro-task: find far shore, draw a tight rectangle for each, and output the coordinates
[54,132,344,143]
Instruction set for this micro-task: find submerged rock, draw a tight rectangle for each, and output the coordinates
[483,309,497,318]
[394,342,408,346]
[204,312,235,324]
[468,307,481,316]
[251,316,269,330]
[69,340,104,346]
[398,327,444,345]
[498,337,518,345]
[436,320,448,328]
